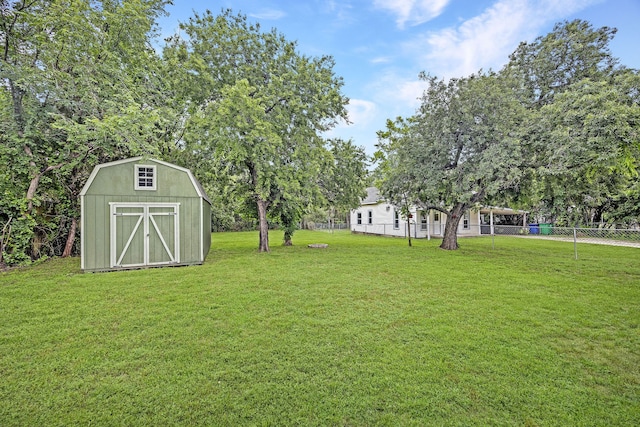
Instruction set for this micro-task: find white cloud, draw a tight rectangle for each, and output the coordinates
[371,56,393,64]
[345,99,378,127]
[422,0,532,77]
[333,0,605,155]
[328,82,426,154]
[406,0,602,78]
[393,79,429,108]
[321,0,356,26]
[374,0,450,28]
[249,9,286,20]
[325,99,379,152]
[368,70,429,110]
[327,79,429,154]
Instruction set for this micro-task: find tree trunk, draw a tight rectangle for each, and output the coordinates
[62,217,77,257]
[25,172,41,213]
[23,145,66,213]
[283,221,293,245]
[440,204,466,250]
[257,198,270,252]
[0,218,12,265]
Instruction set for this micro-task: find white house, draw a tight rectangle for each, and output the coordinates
[351,187,528,239]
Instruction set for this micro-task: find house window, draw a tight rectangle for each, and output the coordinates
[368,210,373,225]
[434,212,440,222]
[394,209,400,229]
[421,212,428,230]
[135,165,156,190]
[357,212,362,225]
[463,212,470,230]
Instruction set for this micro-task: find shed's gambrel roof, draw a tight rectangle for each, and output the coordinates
[80,156,211,204]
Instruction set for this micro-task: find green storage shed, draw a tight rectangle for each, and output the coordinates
[80,157,211,272]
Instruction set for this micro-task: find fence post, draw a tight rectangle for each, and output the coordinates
[573,227,578,260]
[492,228,495,250]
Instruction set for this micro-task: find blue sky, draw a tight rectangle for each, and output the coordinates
[156,0,640,156]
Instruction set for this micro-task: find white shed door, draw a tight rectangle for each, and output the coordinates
[110,203,180,268]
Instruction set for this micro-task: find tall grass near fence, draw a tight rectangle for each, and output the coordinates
[1,231,639,426]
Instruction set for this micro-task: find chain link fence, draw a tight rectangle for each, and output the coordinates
[491,224,640,258]
[484,224,640,242]
[308,221,350,231]
[347,221,640,259]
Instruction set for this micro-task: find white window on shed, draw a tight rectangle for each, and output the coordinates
[394,209,400,229]
[357,212,362,225]
[420,211,428,230]
[135,165,156,190]
[368,210,373,224]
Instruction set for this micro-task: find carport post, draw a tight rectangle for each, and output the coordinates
[490,210,494,235]
[490,210,495,250]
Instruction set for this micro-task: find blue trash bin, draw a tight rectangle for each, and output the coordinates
[528,223,539,234]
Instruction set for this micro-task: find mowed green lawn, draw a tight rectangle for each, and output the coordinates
[1,231,638,426]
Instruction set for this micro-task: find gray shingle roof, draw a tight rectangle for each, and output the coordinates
[362,187,383,205]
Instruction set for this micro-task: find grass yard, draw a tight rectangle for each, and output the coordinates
[1,230,639,426]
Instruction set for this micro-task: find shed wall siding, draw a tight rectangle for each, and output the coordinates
[81,159,211,272]
[202,201,212,258]
[83,195,204,271]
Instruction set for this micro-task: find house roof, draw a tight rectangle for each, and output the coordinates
[362,187,384,205]
[360,187,527,214]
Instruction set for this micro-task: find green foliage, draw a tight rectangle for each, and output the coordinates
[0,216,35,266]
[605,177,640,226]
[530,71,640,225]
[275,199,304,245]
[1,232,639,425]
[0,0,173,265]
[506,20,638,225]
[376,19,640,241]
[507,19,619,107]
[168,10,349,251]
[322,138,369,218]
[376,72,526,249]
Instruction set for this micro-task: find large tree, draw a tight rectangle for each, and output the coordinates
[168,10,348,252]
[506,20,638,225]
[531,71,640,225]
[376,20,639,251]
[1,0,172,264]
[376,72,526,250]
